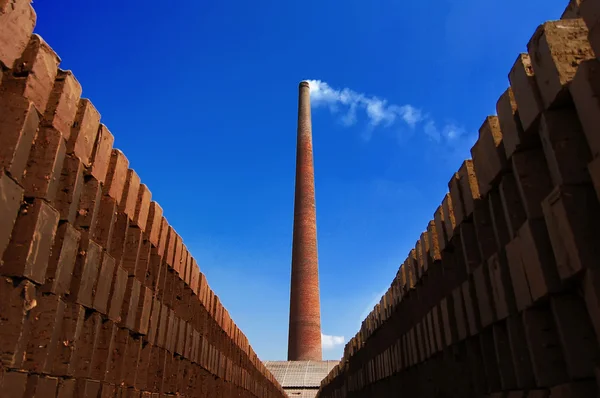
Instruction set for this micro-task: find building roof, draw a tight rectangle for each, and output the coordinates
[264,360,339,389]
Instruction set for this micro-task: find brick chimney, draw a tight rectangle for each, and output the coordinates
[288,81,322,361]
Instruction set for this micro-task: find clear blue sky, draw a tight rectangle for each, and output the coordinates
[34,0,567,360]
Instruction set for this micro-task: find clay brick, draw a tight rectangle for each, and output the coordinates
[104,149,129,203]
[498,173,526,239]
[508,53,544,132]
[522,306,569,387]
[72,311,101,379]
[488,251,516,320]
[190,258,200,295]
[434,204,448,252]
[93,253,116,314]
[120,169,141,221]
[580,0,600,29]
[44,223,80,295]
[22,127,66,202]
[1,199,59,283]
[473,263,495,328]
[74,378,101,398]
[512,148,553,220]
[74,175,102,233]
[588,18,600,60]
[441,193,457,242]
[146,202,163,248]
[471,117,507,196]
[0,0,36,69]
[542,184,600,281]
[0,172,24,259]
[122,225,142,277]
[109,211,129,264]
[90,123,114,184]
[6,34,60,115]
[462,278,480,336]
[67,99,100,167]
[106,327,128,384]
[107,266,128,323]
[583,268,600,345]
[122,276,142,330]
[496,88,534,159]
[0,370,27,397]
[425,220,441,263]
[571,59,600,157]
[156,304,169,348]
[550,294,597,379]
[0,93,39,180]
[55,154,84,223]
[492,322,517,390]
[89,318,116,380]
[69,239,101,308]
[51,302,84,376]
[134,286,152,335]
[561,0,581,19]
[0,279,36,368]
[174,233,183,275]
[472,197,497,260]
[43,70,81,139]
[24,374,59,398]
[527,19,594,109]
[480,328,501,392]
[56,378,75,398]
[550,381,597,398]
[133,184,151,231]
[92,195,117,250]
[539,108,592,186]
[451,288,467,341]
[137,235,151,286]
[489,188,510,250]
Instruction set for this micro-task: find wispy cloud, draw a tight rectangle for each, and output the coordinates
[322,333,345,350]
[305,79,466,144]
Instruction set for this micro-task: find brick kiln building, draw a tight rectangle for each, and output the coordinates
[4,0,600,397]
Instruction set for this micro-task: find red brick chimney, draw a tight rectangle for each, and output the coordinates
[288,81,322,361]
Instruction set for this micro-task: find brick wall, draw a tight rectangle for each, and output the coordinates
[317,1,600,397]
[0,1,286,397]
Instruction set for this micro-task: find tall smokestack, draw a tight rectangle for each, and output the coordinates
[288,81,322,361]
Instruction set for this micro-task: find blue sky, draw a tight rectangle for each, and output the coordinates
[34,0,567,360]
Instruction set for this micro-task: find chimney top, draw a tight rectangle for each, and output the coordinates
[299,81,310,88]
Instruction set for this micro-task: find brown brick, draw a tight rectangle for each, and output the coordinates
[0,370,27,397]
[107,266,128,323]
[488,187,510,250]
[164,226,176,269]
[93,253,116,315]
[122,225,142,277]
[120,169,141,221]
[0,279,36,368]
[434,204,448,252]
[55,154,84,223]
[74,378,101,398]
[539,108,592,186]
[496,87,534,159]
[0,93,39,181]
[156,303,169,349]
[92,195,117,249]
[0,0,36,69]
[462,278,480,336]
[74,175,102,233]
[505,236,533,312]
[44,222,80,295]
[135,286,152,335]
[122,276,141,330]
[89,318,116,381]
[0,172,23,259]
[146,202,163,248]
[588,18,600,62]
[441,193,457,242]
[22,127,66,202]
[137,235,151,286]
[571,59,600,157]
[90,123,114,184]
[72,311,101,379]
[43,70,81,139]
[522,305,569,387]
[68,99,100,167]
[480,328,502,392]
[6,34,60,115]
[561,0,581,19]
[542,184,600,281]
[105,327,128,384]
[109,211,129,264]
[451,288,468,341]
[493,322,518,390]
[550,381,597,398]
[488,251,516,320]
[51,302,84,377]
[499,173,526,239]
[24,374,59,398]
[508,53,544,132]
[511,148,553,220]
[580,0,600,29]
[174,233,184,275]
[471,117,507,196]
[1,199,59,283]
[133,184,151,231]
[550,294,597,380]
[583,268,600,345]
[104,149,129,203]
[473,197,497,260]
[56,378,75,398]
[527,19,594,109]
[473,263,495,328]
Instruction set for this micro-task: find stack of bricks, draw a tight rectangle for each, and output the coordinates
[0,1,286,397]
[317,0,600,397]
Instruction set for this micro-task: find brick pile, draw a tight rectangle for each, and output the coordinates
[317,0,600,397]
[0,1,286,397]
